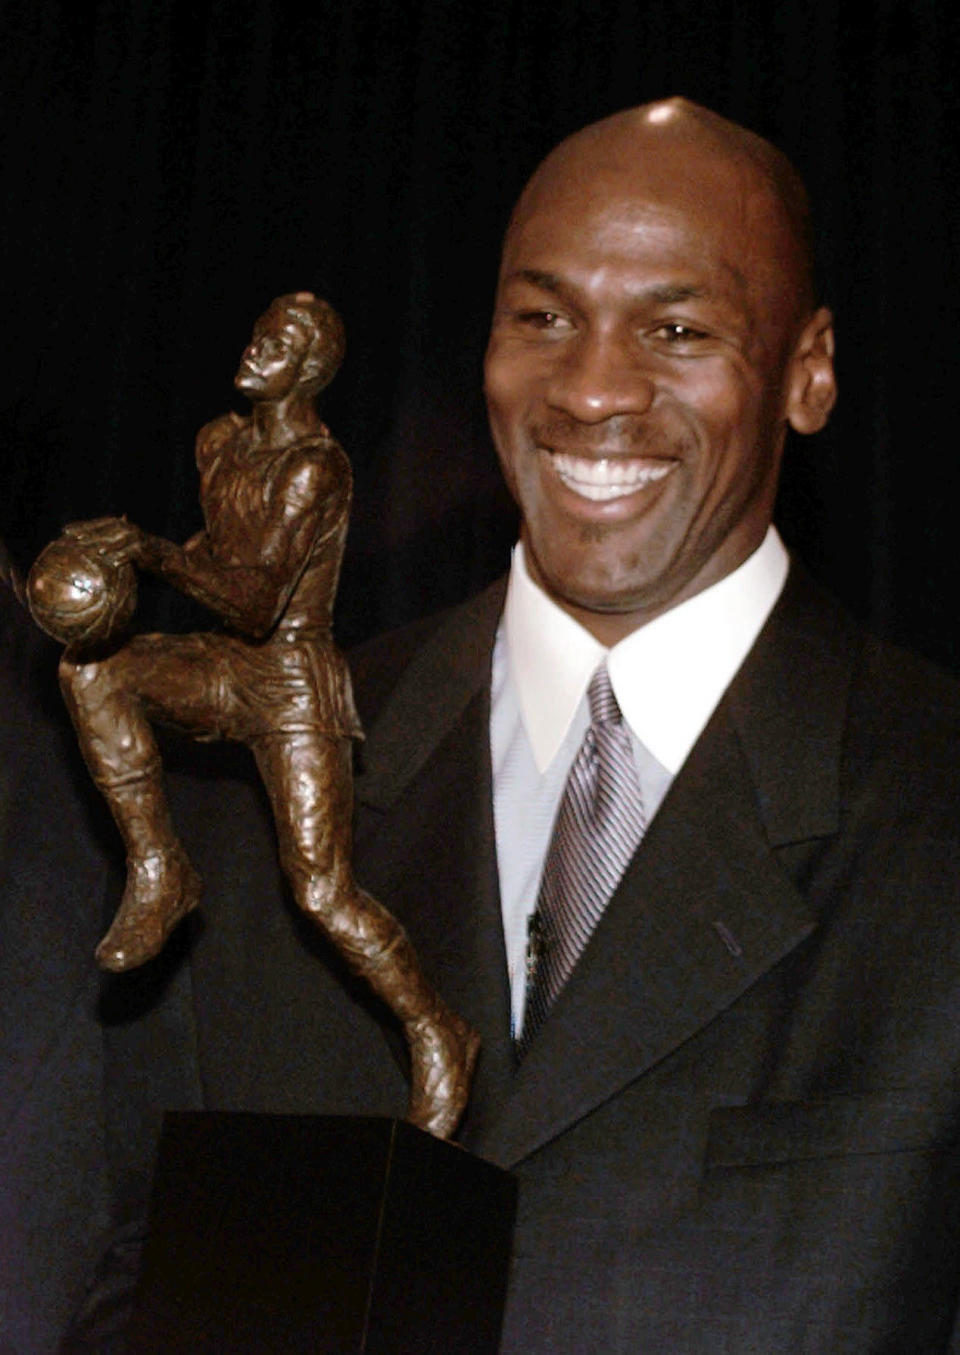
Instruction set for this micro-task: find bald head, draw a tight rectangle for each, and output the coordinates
[508,97,816,317]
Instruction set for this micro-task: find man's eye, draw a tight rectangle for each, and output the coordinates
[517,310,569,330]
[653,323,709,344]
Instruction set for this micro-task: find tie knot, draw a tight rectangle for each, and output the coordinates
[587,665,621,727]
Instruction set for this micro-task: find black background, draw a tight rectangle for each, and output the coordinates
[4,0,959,665]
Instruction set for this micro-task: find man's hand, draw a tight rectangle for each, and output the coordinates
[62,517,148,568]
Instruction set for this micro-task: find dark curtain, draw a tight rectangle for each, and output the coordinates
[4,0,959,665]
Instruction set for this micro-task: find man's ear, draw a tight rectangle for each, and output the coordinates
[786,306,837,434]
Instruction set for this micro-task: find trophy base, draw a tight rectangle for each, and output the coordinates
[126,1113,516,1354]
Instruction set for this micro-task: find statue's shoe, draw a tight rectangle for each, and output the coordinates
[406,1002,481,1141]
[95,850,202,971]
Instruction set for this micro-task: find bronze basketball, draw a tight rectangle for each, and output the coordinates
[27,536,137,645]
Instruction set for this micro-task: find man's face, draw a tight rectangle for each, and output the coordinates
[484,132,833,642]
[235,310,311,401]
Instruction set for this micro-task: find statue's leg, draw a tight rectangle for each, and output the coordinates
[252,730,479,1140]
[58,637,209,970]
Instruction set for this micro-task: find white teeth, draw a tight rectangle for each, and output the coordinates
[547,453,673,501]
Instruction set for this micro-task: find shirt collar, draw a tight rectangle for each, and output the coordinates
[503,528,789,775]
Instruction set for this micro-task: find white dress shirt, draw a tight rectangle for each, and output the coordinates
[491,527,790,1034]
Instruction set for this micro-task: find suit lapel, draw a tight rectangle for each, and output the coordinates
[474,706,816,1164]
[353,581,506,816]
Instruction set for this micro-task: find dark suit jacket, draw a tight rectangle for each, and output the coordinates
[69,563,960,1353]
[347,562,960,1354]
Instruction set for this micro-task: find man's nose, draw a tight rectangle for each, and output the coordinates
[544,331,655,423]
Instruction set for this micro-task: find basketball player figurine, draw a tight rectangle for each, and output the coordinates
[27,292,479,1139]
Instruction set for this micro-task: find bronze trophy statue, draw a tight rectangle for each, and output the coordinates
[28,291,478,1140]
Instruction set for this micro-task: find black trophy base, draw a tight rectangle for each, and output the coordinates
[125,1112,516,1354]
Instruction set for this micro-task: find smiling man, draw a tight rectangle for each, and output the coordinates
[343,99,960,1351]
[66,104,960,1353]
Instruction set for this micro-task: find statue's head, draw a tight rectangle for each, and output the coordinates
[235,292,345,402]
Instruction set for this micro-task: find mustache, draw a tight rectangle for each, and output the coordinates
[531,415,687,458]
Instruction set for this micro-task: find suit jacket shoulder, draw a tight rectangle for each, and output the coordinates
[350,577,506,722]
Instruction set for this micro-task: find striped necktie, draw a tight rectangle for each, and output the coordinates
[518,664,645,1055]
